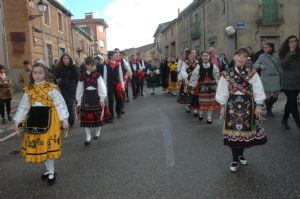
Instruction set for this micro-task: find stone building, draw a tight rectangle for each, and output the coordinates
[153,21,171,60]
[0,0,73,87]
[156,0,300,58]
[72,24,94,63]
[72,12,108,56]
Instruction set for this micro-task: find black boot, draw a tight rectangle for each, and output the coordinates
[295,119,300,131]
[282,118,290,130]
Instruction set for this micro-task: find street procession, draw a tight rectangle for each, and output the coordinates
[1,0,300,198]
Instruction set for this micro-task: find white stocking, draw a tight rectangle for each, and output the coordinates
[207,111,212,121]
[95,127,101,137]
[85,128,91,141]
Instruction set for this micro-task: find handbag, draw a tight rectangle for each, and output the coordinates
[24,106,51,134]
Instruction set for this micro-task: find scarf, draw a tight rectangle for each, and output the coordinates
[108,60,120,70]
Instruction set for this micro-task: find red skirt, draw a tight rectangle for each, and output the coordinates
[80,106,112,128]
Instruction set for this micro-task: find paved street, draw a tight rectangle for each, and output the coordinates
[1,88,300,199]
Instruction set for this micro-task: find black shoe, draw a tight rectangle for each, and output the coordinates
[7,115,12,121]
[84,140,91,146]
[150,93,155,95]
[198,115,203,121]
[121,110,125,115]
[207,120,212,124]
[117,114,121,119]
[267,110,274,117]
[126,99,130,102]
[230,162,239,172]
[41,172,56,180]
[2,118,5,124]
[238,156,248,165]
[94,136,100,140]
[47,174,56,186]
[282,119,290,130]
[296,121,300,131]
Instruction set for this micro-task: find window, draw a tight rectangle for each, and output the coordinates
[59,47,65,57]
[44,6,50,25]
[47,44,53,68]
[58,12,63,32]
[262,0,277,22]
[98,26,104,32]
[210,41,216,47]
[99,40,105,48]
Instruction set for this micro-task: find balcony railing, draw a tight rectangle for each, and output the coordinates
[257,3,284,26]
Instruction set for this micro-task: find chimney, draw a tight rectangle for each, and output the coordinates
[85,12,93,20]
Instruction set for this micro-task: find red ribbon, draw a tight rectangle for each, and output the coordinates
[115,82,125,100]
[139,71,145,81]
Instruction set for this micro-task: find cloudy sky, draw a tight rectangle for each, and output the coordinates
[57,0,191,50]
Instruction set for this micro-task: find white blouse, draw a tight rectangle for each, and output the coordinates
[188,63,220,88]
[76,72,107,106]
[215,68,266,106]
[13,82,69,125]
[178,62,196,81]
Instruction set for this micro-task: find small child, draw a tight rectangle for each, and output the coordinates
[0,64,13,124]
[189,51,220,123]
[76,57,111,146]
[216,48,267,172]
[14,62,69,185]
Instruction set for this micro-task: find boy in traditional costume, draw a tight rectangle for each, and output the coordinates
[146,59,161,95]
[14,63,69,185]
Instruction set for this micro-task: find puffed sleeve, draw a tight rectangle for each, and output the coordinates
[215,76,229,106]
[49,88,69,121]
[249,73,266,106]
[118,66,124,88]
[13,93,30,125]
[103,65,107,85]
[97,76,107,102]
[76,81,84,106]
[179,62,188,81]
[188,65,199,88]
[213,64,220,83]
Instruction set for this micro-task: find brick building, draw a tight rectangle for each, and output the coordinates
[72,24,94,63]
[0,0,73,87]
[72,12,108,56]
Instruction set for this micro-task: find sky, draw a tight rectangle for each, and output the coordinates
[57,0,192,50]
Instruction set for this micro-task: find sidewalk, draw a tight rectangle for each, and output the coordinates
[0,92,23,138]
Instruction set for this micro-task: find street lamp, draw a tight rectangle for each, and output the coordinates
[29,0,47,20]
[225,26,237,50]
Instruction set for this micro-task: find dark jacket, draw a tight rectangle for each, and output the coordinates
[55,64,79,99]
[279,52,300,90]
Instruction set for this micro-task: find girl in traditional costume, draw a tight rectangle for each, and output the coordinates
[76,57,111,146]
[167,57,178,96]
[216,48,267,172]
[14,63,69,185]
[146,60,161,95]
[189,51,220,123]
[177,49,198,114]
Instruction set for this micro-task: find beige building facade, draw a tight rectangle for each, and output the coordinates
[155,0,300,59]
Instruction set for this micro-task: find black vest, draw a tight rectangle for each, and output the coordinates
[121,59,127,74]
[199,63,214,81]
[106,65,120,88]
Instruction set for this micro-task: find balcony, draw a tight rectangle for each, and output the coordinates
[257,3,284,26]
[191,23,201,40]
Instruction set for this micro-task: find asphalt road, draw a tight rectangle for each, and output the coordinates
[1,88,300,199]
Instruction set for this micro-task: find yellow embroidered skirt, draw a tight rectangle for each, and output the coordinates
[21,107,62,163]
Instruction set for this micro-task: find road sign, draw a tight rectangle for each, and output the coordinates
[236,21,246,29]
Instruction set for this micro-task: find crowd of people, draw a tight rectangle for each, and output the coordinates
[1,35,299,186]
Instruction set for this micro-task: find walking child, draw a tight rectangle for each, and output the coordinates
[14,62,69,185]
[189,51,220,123]
[76,57,111,146]
[216,48,267,172]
